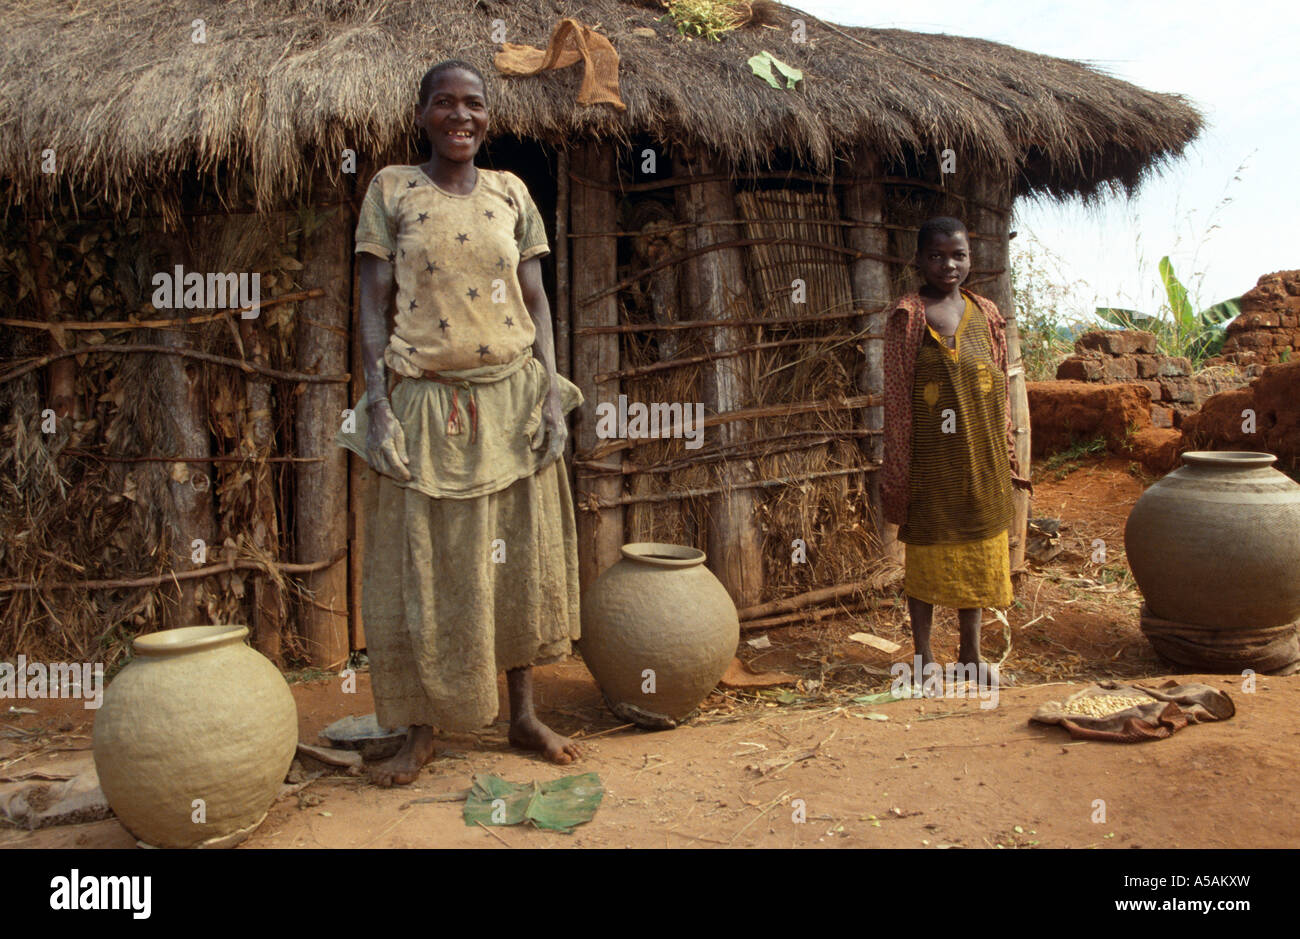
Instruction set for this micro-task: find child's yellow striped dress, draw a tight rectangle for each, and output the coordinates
[900,293,1015,608]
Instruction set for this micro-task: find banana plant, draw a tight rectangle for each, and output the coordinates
[1095,256,1240,364]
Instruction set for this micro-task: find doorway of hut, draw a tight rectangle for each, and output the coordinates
[476,134,562,360]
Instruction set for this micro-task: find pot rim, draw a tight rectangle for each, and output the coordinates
[133,625,250,657]
[1182,450,1277,469]
[619,542,707,568]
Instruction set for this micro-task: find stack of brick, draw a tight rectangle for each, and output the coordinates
[1181,358,1300,475]
[1055,330,1252,429]
[1214,269,1300,367]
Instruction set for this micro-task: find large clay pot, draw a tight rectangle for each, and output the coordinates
[92,625,298,848]
[579,543,739,729]
[1124,451,1300,629]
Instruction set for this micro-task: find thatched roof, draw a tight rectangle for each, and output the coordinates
[0,0,1203,212]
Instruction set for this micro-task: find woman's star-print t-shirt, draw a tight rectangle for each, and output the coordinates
[354,164,549,374]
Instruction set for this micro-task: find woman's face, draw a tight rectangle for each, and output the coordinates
[916,231,971,292]
[418,69,488,164]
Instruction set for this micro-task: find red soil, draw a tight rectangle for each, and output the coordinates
[3,456,1296,850]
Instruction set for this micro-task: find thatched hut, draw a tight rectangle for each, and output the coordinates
[0,0,1202,669]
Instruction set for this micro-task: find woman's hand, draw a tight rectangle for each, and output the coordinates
[366,398,412,481]
[535,380,568,467]
[519,256,567,467]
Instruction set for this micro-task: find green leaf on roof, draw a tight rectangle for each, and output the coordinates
[748,50,803,90]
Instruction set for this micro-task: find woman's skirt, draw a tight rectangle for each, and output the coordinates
[347,354,584,734]
[903,529,1013,609]
[359,459,580,732]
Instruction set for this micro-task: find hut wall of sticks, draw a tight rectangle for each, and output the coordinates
[0,1,1202,669]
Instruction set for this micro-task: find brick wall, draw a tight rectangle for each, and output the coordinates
[1054,329,1256,429]
[1215,269,1300,366]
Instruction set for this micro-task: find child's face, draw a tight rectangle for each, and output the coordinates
[916,231,971,292]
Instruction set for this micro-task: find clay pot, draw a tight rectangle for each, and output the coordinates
[579,543,739,729]
[1124,451,1300,629]
[92,625,298,848]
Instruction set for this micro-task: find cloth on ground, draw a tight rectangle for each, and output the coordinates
[0,754,111,830]
[493,18,627,111]
[1030,680,1235,742]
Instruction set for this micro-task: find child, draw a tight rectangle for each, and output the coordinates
[881,216,1031,690]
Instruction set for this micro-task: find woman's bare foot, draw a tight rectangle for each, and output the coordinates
[508,713,581,764]
[506,665,581,764]
[367,724,437,787]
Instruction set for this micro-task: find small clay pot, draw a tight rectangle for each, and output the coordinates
[579,543,739,729]
[92,625,298,848]
[1124,451,1300,629]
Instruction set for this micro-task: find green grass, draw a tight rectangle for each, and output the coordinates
[1042,434,1108,478]
[1096,563,1135,591]
[1010,233,1093,382]
[661,0,747,40]
[284,666,337,685]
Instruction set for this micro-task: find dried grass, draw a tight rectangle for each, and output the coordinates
[0,0,1202,214]
[0,189,317,665]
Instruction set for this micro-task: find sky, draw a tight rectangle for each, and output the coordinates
[796,0,1299,322]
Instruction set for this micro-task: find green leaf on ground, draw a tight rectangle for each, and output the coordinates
[463,772,604,833]
[851,689,917,705]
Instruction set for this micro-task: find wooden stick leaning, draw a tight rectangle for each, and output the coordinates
[573,307,873,336]
[573,430,877,477]
[595,334,851,383]
[579,394,880,461]
[62,450,322,465]
[0,551,346,593]
[568,217,998,242]
[0,289,325,332]
[569,169,1009,214]
[580,466,875,509]
[738,581,889,621]
[741,600,882,632]
[0,344,349,386]
[576,237,912,307]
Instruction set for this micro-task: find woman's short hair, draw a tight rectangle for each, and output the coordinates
[917,216,969,252]
[418,60,488,107]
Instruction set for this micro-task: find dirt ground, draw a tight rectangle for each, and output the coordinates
[3,454,1297,849]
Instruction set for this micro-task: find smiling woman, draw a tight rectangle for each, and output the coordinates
[417,59,490,171]
[336,60,586,785]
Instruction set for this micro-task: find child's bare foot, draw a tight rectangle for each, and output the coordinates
[367,724,437,787]
[956,656,1013,689]
[509,714,581,765]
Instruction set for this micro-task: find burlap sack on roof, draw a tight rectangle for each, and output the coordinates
[494,17,627,111]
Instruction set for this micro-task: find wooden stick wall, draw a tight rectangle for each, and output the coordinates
[971,175,1031,569]
[294,171,352,670]
[559,148,1030,599]
[840,148,898,561]
[569,141,625,588]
